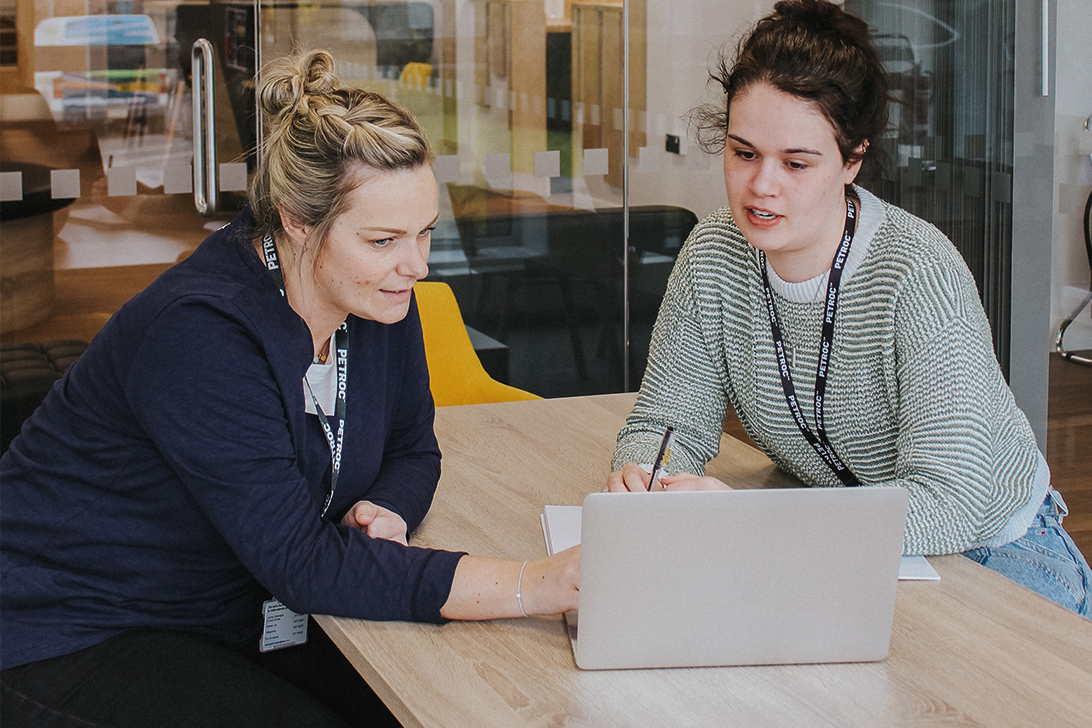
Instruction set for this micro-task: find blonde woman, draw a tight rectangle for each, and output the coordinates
[0,51,579,728]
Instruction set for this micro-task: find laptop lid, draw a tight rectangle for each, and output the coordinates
[574,487,908,670]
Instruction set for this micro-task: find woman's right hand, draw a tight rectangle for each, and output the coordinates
[605,463,732,492]
[604,462,654,492]
[520,546,581,616]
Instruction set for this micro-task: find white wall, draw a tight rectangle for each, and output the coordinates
[1051,0,1092,353]
[630,0,771,218]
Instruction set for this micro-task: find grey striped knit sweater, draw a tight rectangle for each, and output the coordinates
[613,186,1042,555]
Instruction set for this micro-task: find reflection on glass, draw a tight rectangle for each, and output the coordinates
[847,0,1016,372]
[1,1,1027,403]
[1,2,241,344]
[259,0,640,397]
[627,1,762,391]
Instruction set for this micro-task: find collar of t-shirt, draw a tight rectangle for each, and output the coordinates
[304,358,338,416]
[764,185,885,303]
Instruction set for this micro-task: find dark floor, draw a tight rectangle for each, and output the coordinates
[1045,352,1092,561]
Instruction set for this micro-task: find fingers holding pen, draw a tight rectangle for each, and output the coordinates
[604,427,678,492]
[604,462,653,492]
[603,468,733,493]
[659,473,733,491]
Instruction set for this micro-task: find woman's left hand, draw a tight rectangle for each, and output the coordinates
[341,501,409,546]
[659,473,733,491]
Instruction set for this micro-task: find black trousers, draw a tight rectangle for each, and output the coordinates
[0,619,402,728]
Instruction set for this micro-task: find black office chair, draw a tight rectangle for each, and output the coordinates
[1,340,89,453]
[1055,186,1092,365]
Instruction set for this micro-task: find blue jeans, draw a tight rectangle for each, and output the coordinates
[964,489,1091,617]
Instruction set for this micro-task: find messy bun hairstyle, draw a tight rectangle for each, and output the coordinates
[692,0,889,186]
[249,50,432,253]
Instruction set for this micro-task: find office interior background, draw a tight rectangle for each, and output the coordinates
[1,2,1089,550]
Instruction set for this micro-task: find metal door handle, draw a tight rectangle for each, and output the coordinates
[1041,0,1049,97]
[192,39,218,216]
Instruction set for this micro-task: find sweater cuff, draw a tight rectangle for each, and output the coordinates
[410,549,466,623]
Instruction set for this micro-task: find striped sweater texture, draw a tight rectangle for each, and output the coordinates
[613,187,1041,555]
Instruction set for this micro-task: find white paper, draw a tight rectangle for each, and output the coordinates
[542,505,582,555]
[897,555,941,581]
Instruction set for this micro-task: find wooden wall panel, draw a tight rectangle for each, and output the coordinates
[475,0,547,178]
[571,0,644,187]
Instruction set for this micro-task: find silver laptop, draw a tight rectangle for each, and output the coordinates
[570,487,908,670]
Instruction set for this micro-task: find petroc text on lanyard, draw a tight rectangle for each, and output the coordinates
[262,234,348,516]
[759,198,860,486]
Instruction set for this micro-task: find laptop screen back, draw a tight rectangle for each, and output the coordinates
[575,487,908,670]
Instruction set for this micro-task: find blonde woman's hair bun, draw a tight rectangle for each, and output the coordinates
[249,49,431,262]
[300,50,338,95]
[257,49,339,119]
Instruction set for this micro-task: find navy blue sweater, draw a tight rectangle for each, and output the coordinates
[0,208,464,670]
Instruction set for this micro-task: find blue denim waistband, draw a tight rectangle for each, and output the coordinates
[1038,488,1068,521]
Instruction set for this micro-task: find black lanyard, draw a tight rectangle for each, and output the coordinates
[262,234,348,516]
[759,199,859,486]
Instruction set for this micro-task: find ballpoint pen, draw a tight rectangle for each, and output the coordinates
[647,427,676,491]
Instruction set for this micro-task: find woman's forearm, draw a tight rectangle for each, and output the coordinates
[439,548,580,621]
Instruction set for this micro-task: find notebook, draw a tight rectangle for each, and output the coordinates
[542,487,911,670]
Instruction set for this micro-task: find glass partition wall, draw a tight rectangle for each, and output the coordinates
[0,0,1047,412]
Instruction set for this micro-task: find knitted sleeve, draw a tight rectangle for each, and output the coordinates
[612,215,738,475]
[885,249,1038,554]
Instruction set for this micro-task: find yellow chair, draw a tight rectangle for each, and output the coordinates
[399,62,432,90]
[414,281,540,406]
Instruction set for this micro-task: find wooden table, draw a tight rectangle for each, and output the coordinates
[316,394,1092,728]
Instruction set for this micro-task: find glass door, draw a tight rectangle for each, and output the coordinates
[0,0,252,339]
[843,0,1054,440]
[1,0,642,399]
[258,0,636,397]
[1,1,1056,414]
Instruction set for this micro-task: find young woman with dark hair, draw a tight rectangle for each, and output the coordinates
[606,0,1090,617]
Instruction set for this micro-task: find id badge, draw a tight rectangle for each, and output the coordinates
[260,598,309,652]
